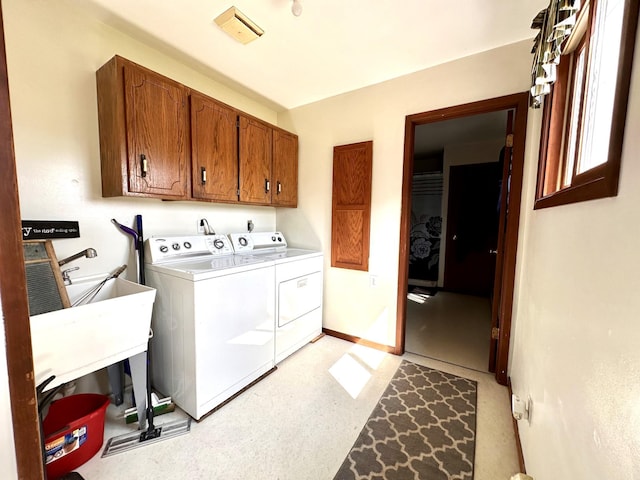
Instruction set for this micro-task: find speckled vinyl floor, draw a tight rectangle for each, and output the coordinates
[74,335,519,480]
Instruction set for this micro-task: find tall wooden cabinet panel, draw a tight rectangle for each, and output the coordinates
[97,55,189,199]
[190,93,238,202]
[272,129,298,207]
[238,115,273,204]
[331,141,373,271]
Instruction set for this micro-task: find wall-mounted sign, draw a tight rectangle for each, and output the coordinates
[22,221,80,240]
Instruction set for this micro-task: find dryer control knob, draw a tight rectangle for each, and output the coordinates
[184,242,192,249]
[213,239,225,249]
[239,237,248,247]
[160,245,168,253]
[172,243,180,251]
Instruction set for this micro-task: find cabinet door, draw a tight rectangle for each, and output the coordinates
[272,129,298,207]
[331,141,372,271]
[124,64,189,198]
[238,115,272,204]
[190,93,238,202]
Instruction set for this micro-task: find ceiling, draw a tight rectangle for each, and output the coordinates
[415,110,509,156]
[78,0,547,111]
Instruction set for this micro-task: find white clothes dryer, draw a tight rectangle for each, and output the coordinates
[229,232,323,364]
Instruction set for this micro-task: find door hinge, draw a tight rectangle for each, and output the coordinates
[491,327,500,340]
[505,134,514,148]
[236,189,240,197]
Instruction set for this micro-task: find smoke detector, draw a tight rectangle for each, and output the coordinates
[214,6,264,45]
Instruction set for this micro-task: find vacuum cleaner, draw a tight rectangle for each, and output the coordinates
[102,215,190,457]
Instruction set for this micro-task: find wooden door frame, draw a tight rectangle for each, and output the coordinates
[488,110,515,372]
[395,92,529,385]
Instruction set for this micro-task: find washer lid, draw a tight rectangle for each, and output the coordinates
[145,254,272,280]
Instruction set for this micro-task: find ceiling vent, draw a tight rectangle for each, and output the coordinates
[214,7,264,45]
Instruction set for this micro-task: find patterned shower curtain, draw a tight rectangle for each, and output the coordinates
[409,172,442,282]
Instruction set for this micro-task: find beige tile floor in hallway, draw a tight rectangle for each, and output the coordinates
[405,291,493,372]
[74,335,519,480]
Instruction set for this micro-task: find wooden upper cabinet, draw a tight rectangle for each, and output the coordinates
[331,141,373,271]
[96,55,298,207]
[272,129,298,207]
[190,93,238,202]
[238,115,273,205]
[96,55,189,199]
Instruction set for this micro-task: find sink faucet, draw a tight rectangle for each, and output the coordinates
[61,267,79,286]
[58,248,98,285]
[58,248,98,267]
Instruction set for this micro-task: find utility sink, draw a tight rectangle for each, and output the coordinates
[30,275,156,391]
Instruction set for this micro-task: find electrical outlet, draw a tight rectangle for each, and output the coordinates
[512,394,532,424]
[369,275,378,288]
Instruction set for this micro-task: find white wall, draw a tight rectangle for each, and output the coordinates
[508,26,640,480]
[7,0,636,477]
[277,41,533,346]
[3,0,280,282]
[278,26,640,476]
[0,317,17,479]
[1,1,281,475]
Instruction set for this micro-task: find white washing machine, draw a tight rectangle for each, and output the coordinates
[229,232,323,364]
[144,234,275,420]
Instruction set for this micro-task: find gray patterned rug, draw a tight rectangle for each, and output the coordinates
[334,361,477,480]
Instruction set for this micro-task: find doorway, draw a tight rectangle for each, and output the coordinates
[396,93,529,385]
[406,111,507,372]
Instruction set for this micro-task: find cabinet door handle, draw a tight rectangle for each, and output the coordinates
[265,179,270,193]
[140,154,148,178]
[201,167,207,184]
[277,181,282,194]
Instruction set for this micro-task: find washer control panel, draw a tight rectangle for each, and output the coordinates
[145,234,234,264]
[229,231,287,253]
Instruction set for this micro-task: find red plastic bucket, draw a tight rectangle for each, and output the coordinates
[42,393,110,479]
